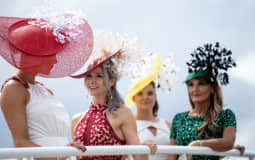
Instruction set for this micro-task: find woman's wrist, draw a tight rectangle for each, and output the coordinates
[197,140,203,146]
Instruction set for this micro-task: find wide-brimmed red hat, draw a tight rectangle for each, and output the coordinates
[0,14,93,78]
[70,50,119,78]
[70,31,143,79]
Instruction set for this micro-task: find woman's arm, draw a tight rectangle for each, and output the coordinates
[1,81,86,159]
[0,81,40,147]
[233,144,245,156]
[166,139,178,160]
[0,81,55,160]
[70,113,87,152]
[189,126,236,151]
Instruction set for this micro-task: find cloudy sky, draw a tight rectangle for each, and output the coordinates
[0,0,255,155]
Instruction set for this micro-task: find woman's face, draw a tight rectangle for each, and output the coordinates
[38,55,58,75]
[20,54,57,76]
[187,78,213,104]
[84,67,108,97]
[133,83,156,112]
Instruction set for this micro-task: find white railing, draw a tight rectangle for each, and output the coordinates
[0,145,254,160]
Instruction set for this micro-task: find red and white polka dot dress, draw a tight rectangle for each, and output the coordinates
[74,104,125,160]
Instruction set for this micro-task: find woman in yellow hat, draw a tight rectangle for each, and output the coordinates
[125,54,178,160]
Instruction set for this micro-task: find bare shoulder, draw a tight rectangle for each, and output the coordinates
[113,106,136,124]
[116,105,133,117]
[2,79,28,93]
[1,80,29,104]
[0,80,29,125]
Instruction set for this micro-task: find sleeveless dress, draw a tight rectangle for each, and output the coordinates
[136,118,170,160]
[74,104,125,160]
[1,76,70,146]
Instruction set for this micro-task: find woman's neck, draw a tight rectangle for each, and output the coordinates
[135,109,157,122]
[92,95,107,105]
[15,70,35,84]
[191,101,210,116]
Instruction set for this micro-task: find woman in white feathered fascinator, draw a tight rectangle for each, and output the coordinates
[125,53,178,160]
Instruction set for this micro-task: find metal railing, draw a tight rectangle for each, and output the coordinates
[0,145,254,160]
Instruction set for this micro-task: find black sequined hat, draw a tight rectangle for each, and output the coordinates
[184,42,236,85]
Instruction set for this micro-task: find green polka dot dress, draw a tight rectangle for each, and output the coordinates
[170,109,236,160]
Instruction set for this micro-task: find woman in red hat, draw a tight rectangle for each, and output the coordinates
[0,13,93,158]
[70,31,155,160]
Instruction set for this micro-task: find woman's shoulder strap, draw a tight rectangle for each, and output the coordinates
[1,76,29,92]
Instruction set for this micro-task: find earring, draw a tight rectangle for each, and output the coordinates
[108,93,113,100]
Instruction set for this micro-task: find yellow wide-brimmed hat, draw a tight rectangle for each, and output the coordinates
[125,55,162,107]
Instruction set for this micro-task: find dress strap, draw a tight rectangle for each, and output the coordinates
[1,76,29,92]
[35,81,44,86]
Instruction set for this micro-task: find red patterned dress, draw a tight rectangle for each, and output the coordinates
[74,104,125,160]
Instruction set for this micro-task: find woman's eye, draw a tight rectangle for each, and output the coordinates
[147,91,153,96]
[198,81,206,85]
[86,74,92,78]
[137,92,143,96]
[97,74,103,78]
[187,83,193,87]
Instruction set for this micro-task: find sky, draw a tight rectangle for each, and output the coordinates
[0,0,255,156]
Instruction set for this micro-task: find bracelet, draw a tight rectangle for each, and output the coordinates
[197,140,203,146]
[149,144,157,155]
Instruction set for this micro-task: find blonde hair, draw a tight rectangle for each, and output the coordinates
[188,75,223,138]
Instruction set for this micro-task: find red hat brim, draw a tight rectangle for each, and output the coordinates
[0,16,93,78]
[70,51,119,79]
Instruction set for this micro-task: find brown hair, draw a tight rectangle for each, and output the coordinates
[187,74,223,138]
[149,81,159,117]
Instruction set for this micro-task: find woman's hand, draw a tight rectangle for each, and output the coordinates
[188,140,200,147]
[143,140,157,155]
[234,144,245,156]
[65,141,86,160]
[186,140,201,160]
[67,141,86,152]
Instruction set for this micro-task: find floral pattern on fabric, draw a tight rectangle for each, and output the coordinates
[74,104,125,160]
[170,109,236,160]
